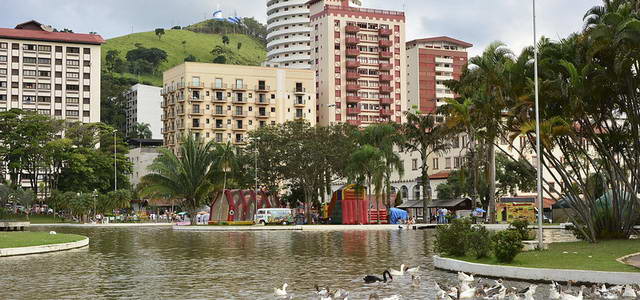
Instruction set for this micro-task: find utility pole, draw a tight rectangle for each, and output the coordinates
[532,0,544,249]
[114,129,118,191]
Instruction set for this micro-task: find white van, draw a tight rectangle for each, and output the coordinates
[254,208,293,225]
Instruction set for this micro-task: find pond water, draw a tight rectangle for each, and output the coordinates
[0,227,554,299]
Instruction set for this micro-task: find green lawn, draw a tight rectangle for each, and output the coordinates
[0,232,86,248]
[102,29,267,86]
[2,214,74,224]
[452,239,640,272]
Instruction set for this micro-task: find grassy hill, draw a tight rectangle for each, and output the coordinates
[101,29,267,86]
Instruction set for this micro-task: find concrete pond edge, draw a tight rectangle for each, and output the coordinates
[0,237,89,257]
[433,255,640,285]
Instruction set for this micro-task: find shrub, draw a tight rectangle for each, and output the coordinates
[466,226,492,259]
[434,218,472,256]
[492,230,524,263]
[509,219,532,240]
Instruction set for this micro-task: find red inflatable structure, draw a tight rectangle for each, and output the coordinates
[328,185,388,224]
[209,189,279,222]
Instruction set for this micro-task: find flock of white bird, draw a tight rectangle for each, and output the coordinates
[273,268,640,299]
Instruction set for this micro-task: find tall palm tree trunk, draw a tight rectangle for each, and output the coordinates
[217,171,227,222]
[488,143,497,223]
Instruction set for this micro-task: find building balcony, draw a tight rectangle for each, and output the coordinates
[346,84,361,92]
[188,82,204,88]
[211,83,227,90]
[256,97,270,105]
[176,82,186,89]
[380,51,393,59]
[190,95,204,101]
[294,113,305,119]
[379,109,393,116]
[232,125,247,131]
[191,110,203,115]
[379,85,394,94]
[346,107,361,115]
[212,111,226,117]
[256,112,270,118]
[232,98,247,104]
[346,72,360,80]
[232,111,247,117]
[379,39,393,47]
[345,49,360,57]
[231,84,248,90]
[346,95,362,104]
[294,100,306,107]
[213,125,227,130]
[347,119,361,126]
[233,139,246,145]
[255,85,270,91]
[379,97,393,105]
[213,96,226,103]
[346,61,361,68]
[379,63,393,71]
[345,25,360,33]
[345,37,360,45]
[379,74,393,82]
[191,124,204,130]
[177,96,185,103]
[379,28,392,36]
[177,110,185,116]
[293,87,306,94]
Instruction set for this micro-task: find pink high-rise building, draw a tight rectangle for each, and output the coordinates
[309,0,406,127]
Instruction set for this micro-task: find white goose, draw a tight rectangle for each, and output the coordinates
[622,285,637,298]
[549,282,561,300]
[459,286,477,299]
[560,285,584,300]
[405,265,420,273]
[389,264,405,276]
[457,271,474,283]
[274,283,288,297]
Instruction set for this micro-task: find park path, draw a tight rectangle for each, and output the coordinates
[624,254,640,269]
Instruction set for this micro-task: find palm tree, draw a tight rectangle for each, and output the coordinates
[140,134,216,225]
[211,141,238,221]
[130,122,152,139]
[399,111,450,223]
[359,124,404,214]
[466,42,514,223]
[346,145,385,224]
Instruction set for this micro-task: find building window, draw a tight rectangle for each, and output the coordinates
[433,158,439,170]
[83,98,90,104]
[55,46,62,52]
[83,111,90,117]
[83,48,90,54]
[66,110,79,117]
[454,157,461,169]
[411,158,418,171]
[445,157,452,169]
[67,60,80,66]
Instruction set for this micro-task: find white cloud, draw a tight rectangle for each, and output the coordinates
[0,0,600,57]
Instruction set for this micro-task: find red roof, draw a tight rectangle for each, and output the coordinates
[0,27,105,45]
[429,171,452,180]
[408,36,473,48]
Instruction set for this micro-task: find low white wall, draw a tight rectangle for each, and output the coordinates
[0,238,89,257]
[433,255,640,285]
[173,225,303,232]
[31,223,173,228]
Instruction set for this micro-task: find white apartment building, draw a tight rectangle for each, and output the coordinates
[126,139,163,188]
[125,84,163,139]
[0,20,103,122]
[265,0,312,69]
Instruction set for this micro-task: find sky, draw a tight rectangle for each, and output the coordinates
[0,0,599,56]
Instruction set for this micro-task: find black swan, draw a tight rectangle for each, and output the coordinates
[363,270,393,283]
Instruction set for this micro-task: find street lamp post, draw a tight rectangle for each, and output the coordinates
[253,137,260,217]
[113,129,118,192]
[532,0,544,249]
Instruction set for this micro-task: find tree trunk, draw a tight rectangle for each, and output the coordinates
[217,171,227,222]
[422,155,431,224]
[488,143,497,223]
[304,188,313,225]
[471,135,478,209]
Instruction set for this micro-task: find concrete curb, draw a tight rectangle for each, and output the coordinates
[173,225,303,231]
[0,237,89,257]
[433,255,640,285]
[617,252,640,268]
[31,223,173,228]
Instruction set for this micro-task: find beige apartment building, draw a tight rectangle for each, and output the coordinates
[309,0,407,127]
[161,62,316,150]
[0,20,103,122]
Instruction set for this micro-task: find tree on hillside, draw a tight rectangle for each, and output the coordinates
[184,54,197,62]
[222,35,230,45]
[125,47,168,74]
[172,25,182,30]
[155,28,165,40]
[100,73,137,131]
[181,40,187,52]
[237,42,242,50]
[105,50,126,74]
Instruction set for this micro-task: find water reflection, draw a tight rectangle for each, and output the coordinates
[0,228,550,299]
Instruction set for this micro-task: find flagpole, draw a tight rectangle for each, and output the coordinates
[533,0,544,250]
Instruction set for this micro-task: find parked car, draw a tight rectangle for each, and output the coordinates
[254,208,293,225]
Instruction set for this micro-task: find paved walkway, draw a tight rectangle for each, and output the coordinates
[624,253,640,269]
